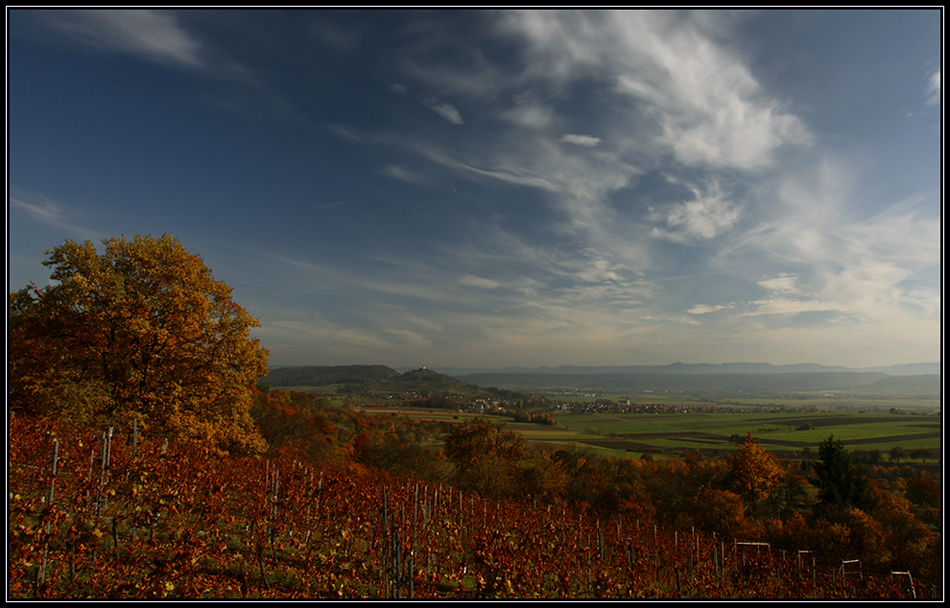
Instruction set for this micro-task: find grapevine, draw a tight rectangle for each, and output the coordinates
[7,416,935,599]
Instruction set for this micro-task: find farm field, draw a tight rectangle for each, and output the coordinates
[359,405,941,465]
[543,411,941,460]
[541,391,940,410]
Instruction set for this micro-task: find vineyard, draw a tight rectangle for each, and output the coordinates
[8,415,936,599]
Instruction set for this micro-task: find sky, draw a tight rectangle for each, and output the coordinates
[7,9,943,371]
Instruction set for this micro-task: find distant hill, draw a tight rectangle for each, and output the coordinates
[376,367,474,393]
[859,362,942,375]
[262,365,399,389]
[861,374,943,395]
[262,365,497,398]
[262,363,940,400]
[450,370,941,397]
[433,361,940,377]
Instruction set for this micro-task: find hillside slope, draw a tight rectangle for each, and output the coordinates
[262,365,399,388]
[262,365,500,399]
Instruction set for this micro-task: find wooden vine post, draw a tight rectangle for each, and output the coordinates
[35,438,59,596]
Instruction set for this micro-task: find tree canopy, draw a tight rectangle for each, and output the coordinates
[9,234,268,453]
[730,432,784,507]
[444,418,527,498]
[810,434,875,512]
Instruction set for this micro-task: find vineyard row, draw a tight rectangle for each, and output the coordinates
[7,417,937,599]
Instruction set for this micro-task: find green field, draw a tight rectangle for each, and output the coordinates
[542,392,940,412]
[360,403,941,465]
[530,410,941,460]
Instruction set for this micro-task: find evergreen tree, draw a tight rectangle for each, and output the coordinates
[810,435,875,512]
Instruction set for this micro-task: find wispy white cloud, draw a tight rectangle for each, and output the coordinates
[9,190,104,242]
[742,297,839,317]
[757,275,802,295]
[10,193,65,225]
[381,164,425,184]
[327,123,368,143]
[43,9,205,68]
[926,69,940,106]
[383,9,806,274]
[459,274,502,290]
[389,82,465,126]
[686,302,736,315]
[500,11,812,171]
[503,104,557,129]
[310,20,364,52]
[687,302,737,315]
[649,179,741,242]
[701,159,940,330]
[423,98,464,124]
[560,133,601,147]
[38,9,260,88]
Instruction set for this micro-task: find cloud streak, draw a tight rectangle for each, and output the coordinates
[560,133,600,147]
[423,98,464,124]
[9,190,104,242]
[926,69,940,106]
[649,179,741,242]
[501,11,812,170]
[43,9,205,68]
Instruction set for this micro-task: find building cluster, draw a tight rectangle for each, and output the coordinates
[560,400,697,414]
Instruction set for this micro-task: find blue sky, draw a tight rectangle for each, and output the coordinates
[8,9,942,370]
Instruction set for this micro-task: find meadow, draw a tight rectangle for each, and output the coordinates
[536,410,940,460]
[361,401,941,465]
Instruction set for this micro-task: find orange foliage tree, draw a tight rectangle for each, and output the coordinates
[8,234,268,453]
[690,488,750,538]
[730,433,784,510]
[444,418,527,498]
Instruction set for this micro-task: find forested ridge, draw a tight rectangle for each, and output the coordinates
[262,364,528,401]
[263,364,941,398]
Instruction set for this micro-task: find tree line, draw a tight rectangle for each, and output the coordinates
[245,385,940,585]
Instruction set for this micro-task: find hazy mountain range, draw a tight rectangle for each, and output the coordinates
[424,362,940,377]
[263,362,940,400]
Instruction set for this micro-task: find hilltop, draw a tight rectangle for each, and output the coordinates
[261,364,400,391]
[261,364,525,402]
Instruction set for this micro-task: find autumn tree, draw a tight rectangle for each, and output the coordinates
[250,388,342,462]
[730,433,784,510]
[690,489,750,538]
[888,446,907,463]
[903,474,940,510]
[876,492,936,573]
[8,234,268,454]
[518,447,570,505]
[444,418,527,498]
[814,506,890,566]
